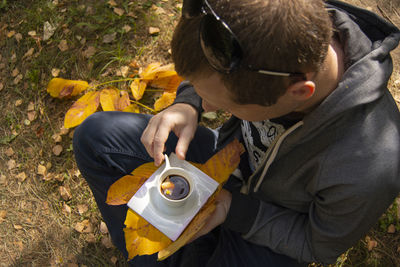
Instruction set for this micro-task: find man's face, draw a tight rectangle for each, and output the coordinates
[191,73,299,121]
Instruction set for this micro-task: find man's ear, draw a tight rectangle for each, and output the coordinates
[286,80,316,101]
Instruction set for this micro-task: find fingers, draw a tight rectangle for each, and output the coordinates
[175,125,195,160]
[152,123,171,166]
[187,190,232,243]
[141,117,168,166]
[141,117,157,157]
[141,103,199,166]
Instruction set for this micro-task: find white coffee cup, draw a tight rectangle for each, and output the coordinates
[157,154,194,208]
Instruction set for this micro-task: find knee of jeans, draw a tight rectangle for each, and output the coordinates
[73,112,109,150]
[73,112,121,157]
[73,111,150,156]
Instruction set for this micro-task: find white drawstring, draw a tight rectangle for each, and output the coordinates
[253,121,304,192]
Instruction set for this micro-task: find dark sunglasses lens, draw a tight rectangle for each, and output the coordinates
[200,15,242,73]
[182,0,204,18]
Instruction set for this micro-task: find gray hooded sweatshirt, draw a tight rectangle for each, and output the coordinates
[173,0,400,264]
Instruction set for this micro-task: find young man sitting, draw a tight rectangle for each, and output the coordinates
[73,0,400,265]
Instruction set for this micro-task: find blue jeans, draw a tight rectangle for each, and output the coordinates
[73,111,305,267]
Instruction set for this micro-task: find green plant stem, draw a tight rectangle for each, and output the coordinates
[91,78,136,89]
[145,89,164,92]
[130,100,156,113]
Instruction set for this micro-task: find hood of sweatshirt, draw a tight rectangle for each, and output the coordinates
[296,0,400,138]
[247,1,400,193]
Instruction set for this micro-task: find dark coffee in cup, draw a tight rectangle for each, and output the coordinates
[161,175,190,200]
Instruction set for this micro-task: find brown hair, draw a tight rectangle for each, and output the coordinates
[171,0,332,106]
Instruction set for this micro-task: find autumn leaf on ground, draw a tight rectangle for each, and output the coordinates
[107,139,244,259]
[149,74,183,92]
[7,159,16,170]
[37,164,47,176]
[130,78,147,101]
[70,82,133,114]
[51,68,60,77]
[108,0,117,6]
[22,48,35,60]
[16,172,27,183]
[123,103,140,113]
[100,221,109,234]
[52,145,63,156]
[62,203,71,215]
[140,62,162,79]
[5,147,14,157]
[59,186,72,201]
[75,219,93,233]
[58,40,69,51]
[15,99,23,106]
[64,91,100,128]
[102,235,114,248]
[118,91,133,111]
[124,209,172,259]
[103,32,117,43]
[43,21,57,41]
[366,236,378,251]
[0,210,7,223]
[148,27,160,35]
[154,92,176,111]
[14,33,22,42]
[113,7,125,16]
[100,88,120,111]
[83,46,96,58]
[141,63,177,81]
[47,78,89,98]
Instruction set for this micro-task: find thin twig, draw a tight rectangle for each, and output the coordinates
[145,89,164,92]
[90,78,136,89]
[130,100,156,113]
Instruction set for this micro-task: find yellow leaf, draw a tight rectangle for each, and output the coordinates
[149,74,184,92]
[123,103,140,113]
[108,139,245,259]
[130,78,147,101]
[154,92,176,111]
[124,209,172,259]
[141,63,177,80]
[100,88,119,111]
[64,91,100,128]
[47,78,89,99]
[118,91,131,111]
[106,162,157,205]
[100,89,133,112]
[158,199,217,260]
[158,139,245,260]
[198,139,245,184]
[140,62,162,80]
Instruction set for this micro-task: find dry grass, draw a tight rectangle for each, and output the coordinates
[0,0,399,266]
[0,0,179,266]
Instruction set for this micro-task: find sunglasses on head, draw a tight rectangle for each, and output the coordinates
[182,0,306,79]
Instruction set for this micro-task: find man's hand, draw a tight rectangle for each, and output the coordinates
[141,103,198,166]
[189,189,232,242]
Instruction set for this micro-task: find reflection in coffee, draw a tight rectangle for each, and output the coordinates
[161,175,190,200]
